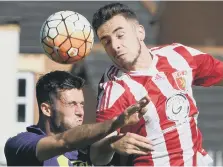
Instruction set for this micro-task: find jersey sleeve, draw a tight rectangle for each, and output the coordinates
[173,43,223,86]
[4,132,45,165]
[96,79,129,122]
[193,53,223,86]
[96,65,138,123]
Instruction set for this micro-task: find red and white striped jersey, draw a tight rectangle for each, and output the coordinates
[96,43,223,166]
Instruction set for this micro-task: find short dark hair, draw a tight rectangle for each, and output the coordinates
[92,3,137,34]
[36,71,85,114]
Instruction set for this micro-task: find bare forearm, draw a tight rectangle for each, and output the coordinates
[36,120,119,161]
[57,118,121,150]
[90,132,117,165]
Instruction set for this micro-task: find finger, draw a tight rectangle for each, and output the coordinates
[126,136,154,151]
[125,140,153,153]
[131,140,154,151]
[126,149,149,155]
[128,133,153,145]
[126,143,151,152]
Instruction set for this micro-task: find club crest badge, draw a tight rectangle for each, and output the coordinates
[172,71,188,91]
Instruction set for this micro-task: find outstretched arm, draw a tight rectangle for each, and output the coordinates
[36,96,150,161]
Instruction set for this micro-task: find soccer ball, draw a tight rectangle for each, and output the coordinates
[40,11,94,64]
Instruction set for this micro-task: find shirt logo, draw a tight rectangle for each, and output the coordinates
[173,71,188,91]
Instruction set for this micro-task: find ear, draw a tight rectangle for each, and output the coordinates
[137,24,145,41]
[40,102,52,117]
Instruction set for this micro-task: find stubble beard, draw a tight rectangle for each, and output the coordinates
[124,39,142,70]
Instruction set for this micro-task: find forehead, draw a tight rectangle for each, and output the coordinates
[57,88,84,102]
[97,15,131,38]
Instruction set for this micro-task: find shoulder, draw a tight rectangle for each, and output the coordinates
[150,43,206,70]
[101,65,120,82]
[150,43,205,57]
[5,131,45,157]
[5,131,44,149]
[98,65,126,92]
[4,132,45,165]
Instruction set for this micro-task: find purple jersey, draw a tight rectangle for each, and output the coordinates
[4,125,92,166]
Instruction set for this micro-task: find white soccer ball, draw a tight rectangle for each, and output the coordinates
[40,10,94,64]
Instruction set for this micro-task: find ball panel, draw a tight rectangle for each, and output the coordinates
[65,14,79,23]
[42,43,53,55]
[78,14,91,26]
[85,29,94,43]
[60,39,71,53]
[70,30,85,40]
[48,20,62,28]
[85,42,93,56]
[78,43,86,57]
[68,48,78,57]
[70,38,85,48]
[48,13,62,21]
[73,21,84,31]
[54,35,67,47]
[57,21,68,36]
[65,21,76,36]
[41,24,49,39]
[48,28,58,39]
[51,52,65,63]
[66,55,82,63]
[61,11,75,19]
[57,51,70,62]
[42,37,54,48]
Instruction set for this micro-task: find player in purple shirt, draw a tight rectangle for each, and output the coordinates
[4,71,151,166]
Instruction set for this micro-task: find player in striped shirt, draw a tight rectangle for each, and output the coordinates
[90,2,223,166]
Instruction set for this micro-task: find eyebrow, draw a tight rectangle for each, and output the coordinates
[100,26,124,41]
[67,100,84,104]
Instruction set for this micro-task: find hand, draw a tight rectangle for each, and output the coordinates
[110,132,153,156]
[117,96,150,127]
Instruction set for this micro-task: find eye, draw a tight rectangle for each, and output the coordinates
[102,39,111,46]
[117,32,125,38]
[68,102,76,106]
[80,102,84,107]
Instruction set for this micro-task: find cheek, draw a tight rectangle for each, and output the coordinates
[129,38,140,52]
[64,109,75,117]
[57,108,73,120]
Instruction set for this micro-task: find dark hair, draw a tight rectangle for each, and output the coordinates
[92,3,137,34]
[36,71,85,114]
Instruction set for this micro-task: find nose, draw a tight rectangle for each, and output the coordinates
[111,39,120,51]
[75,104,84,117]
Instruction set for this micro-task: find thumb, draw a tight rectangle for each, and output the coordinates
[138,96,150,108]
[126,103,141,115]
[125,96,150,115]
[138,96,150,117]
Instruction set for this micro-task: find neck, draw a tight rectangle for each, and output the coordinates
[127,43,153,71]
[37,116,56,136]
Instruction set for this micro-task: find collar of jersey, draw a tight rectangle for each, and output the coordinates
[27,125,46,135]
[116,51,158,77]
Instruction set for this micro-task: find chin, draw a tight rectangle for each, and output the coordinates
[77,121,83,126]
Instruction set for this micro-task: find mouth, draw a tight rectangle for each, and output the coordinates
[78,119,83,122]
[116,53,126,59]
